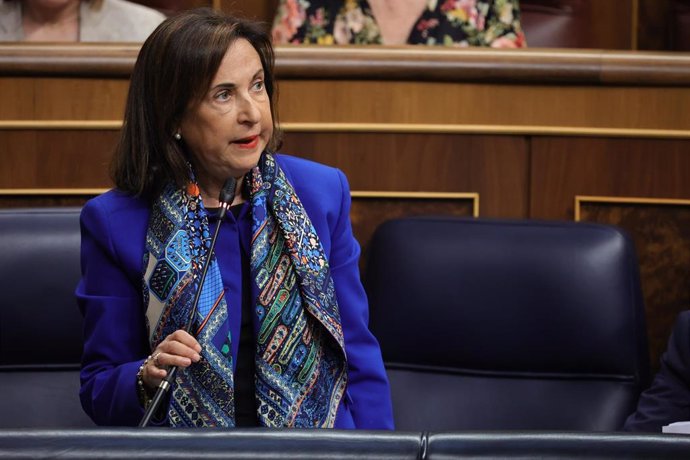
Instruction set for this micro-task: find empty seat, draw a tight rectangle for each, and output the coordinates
[365,216,650,431]
[0,207,93,428]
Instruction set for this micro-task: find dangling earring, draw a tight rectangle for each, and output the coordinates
[174,132,182,140]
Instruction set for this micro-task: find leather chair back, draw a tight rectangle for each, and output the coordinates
[365,216,650,431]
[0,207,93,428]
[520,0,589,48]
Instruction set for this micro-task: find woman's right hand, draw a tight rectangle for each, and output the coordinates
[141,329,202,391]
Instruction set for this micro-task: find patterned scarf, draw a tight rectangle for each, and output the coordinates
[142,153,347,427]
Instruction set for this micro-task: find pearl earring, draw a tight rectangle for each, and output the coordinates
[174,133,181,140]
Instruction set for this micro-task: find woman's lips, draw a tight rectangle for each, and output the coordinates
[233,135,259,150]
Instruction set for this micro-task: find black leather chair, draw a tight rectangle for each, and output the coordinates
[2,429,690,458]
[0,428,422,459]
[0,207,93,428]
[365,216,650,431]
[426,432,690,459]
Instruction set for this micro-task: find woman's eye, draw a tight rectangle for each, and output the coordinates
[252,80,265,92]
[215,90,231,101]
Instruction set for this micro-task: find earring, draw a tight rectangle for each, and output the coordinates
[174,133,181,140]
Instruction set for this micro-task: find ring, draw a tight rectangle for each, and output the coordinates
[152,352,162,368]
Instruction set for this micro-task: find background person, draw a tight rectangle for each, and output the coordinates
[272,0,526,47]
[625,311,690,432]
[0,0,165,41]
[76,7,394,428]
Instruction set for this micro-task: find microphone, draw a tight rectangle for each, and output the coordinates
[216,177,238,222]
[139,177,238,427]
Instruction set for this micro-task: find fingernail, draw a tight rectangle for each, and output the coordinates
[193,354,201,362]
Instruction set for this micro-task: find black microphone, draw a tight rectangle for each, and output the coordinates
[139,177,238,427]
[216,177,238,222]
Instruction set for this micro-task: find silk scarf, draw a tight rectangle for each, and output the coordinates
[142,153,347,427]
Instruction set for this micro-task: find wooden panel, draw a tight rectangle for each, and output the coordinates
[2,130,528,218]
[530,137,690,220]
[637,0,690,52]
[522,0,634,50]
[219,0,279,23]
[277,80,690,130]
[578,199,690,372]
[5,74,689,131]
[281,132,529,218]
[0,130,117,188]
[589,0,635,50]
[0,195,96,208]
[1,130,526,219]
[637,0,672,51]
[671,0,690,51]
[0,78,128,120]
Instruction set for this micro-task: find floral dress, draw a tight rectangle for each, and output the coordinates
[272,0,526,47]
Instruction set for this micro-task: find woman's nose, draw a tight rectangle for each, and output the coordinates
[237,94,261,124]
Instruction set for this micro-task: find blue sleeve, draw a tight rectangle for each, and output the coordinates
[76,198,150,426]
[624,311,690,432]
[330,169,395,430]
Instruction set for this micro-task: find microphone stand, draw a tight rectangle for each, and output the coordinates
[139,178,237,427]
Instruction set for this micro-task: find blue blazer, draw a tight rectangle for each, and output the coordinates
[625,311,690,432]
[76,154,394,429]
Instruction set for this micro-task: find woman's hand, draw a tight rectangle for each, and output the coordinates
[142,329,202,391]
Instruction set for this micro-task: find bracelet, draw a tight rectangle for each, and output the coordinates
[136,354,153,409]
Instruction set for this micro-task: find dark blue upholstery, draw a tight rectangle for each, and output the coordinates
[0,207,93,428]
[365,216,650,431]
[2,429,690,459]
[0,209,651,433]
[426,432,690,459]
[0,428,422,459]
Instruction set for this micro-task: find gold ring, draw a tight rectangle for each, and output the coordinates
[152,352,162,367]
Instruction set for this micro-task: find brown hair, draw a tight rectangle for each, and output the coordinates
[110,7,280,197]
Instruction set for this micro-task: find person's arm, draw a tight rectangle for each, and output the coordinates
[76,198,150,426]
[77,196,215,426]
[624,311,690,432]
[328,168,395,429]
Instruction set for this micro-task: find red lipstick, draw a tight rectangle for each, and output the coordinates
[234,135,259,149]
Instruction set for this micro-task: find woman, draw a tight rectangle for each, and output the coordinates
[77,8,394,429]
[272,0,526,47]
[0,0,165,42]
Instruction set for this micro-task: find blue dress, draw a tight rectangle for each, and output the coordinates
[76,153,394,429]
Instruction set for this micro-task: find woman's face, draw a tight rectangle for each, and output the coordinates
[179,38,273,188]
